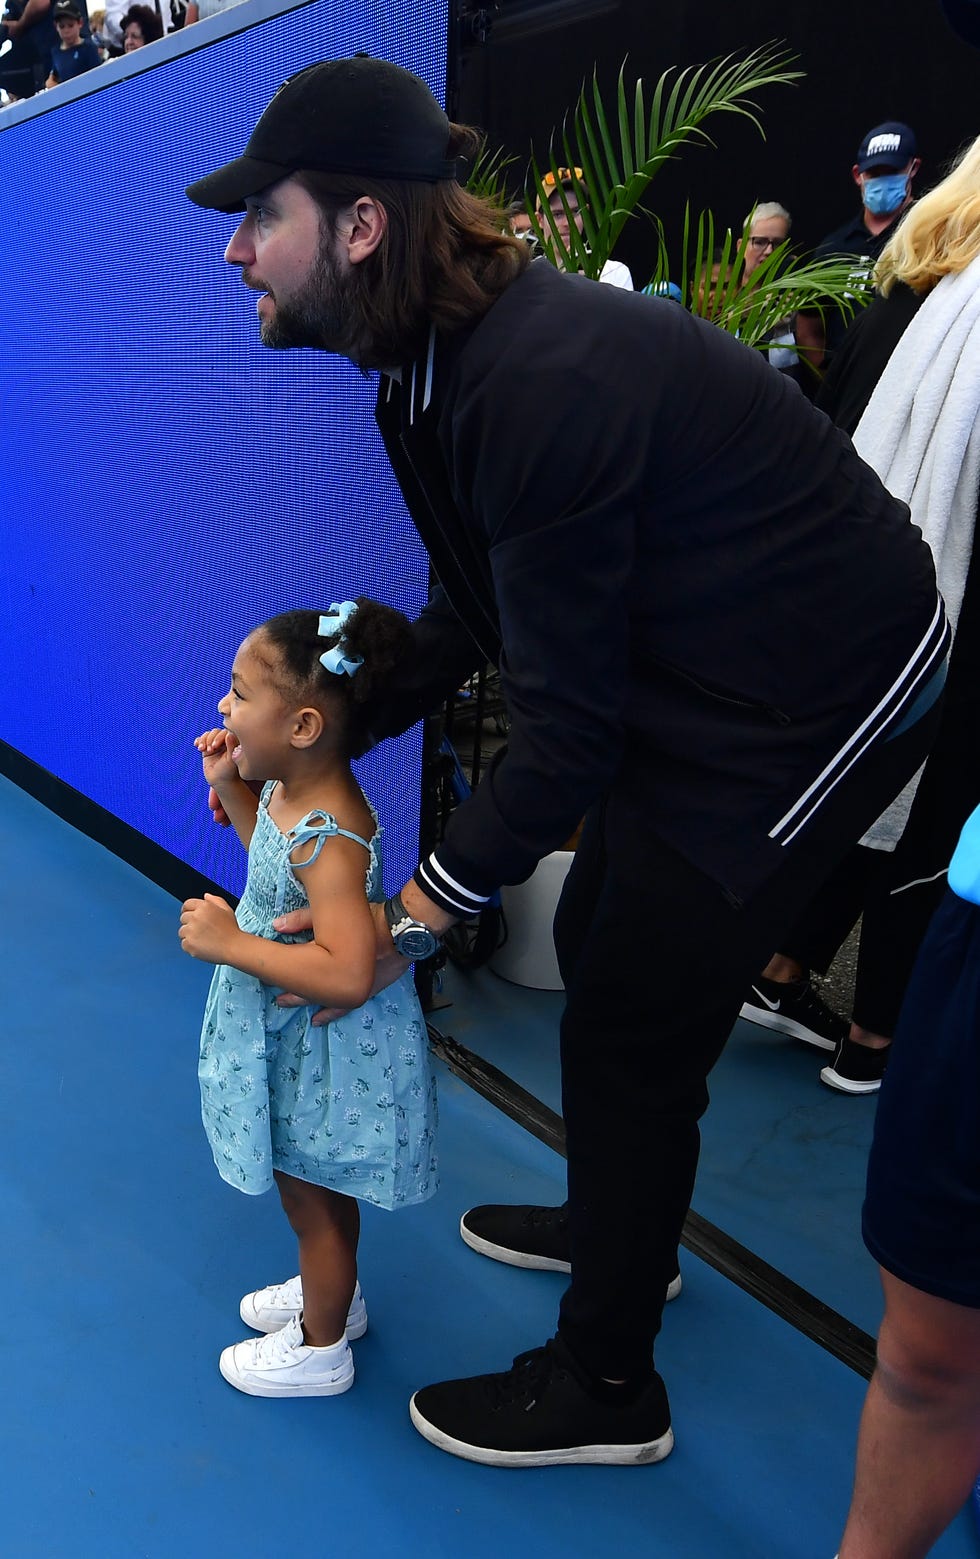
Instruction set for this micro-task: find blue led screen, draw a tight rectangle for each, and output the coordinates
[0,0,445,896]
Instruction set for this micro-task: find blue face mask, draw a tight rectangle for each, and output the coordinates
[862,172,908,215]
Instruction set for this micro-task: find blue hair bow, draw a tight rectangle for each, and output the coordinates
[318,601,364,677]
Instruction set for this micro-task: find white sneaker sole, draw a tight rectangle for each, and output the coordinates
[739,1000,837,1052]
[408,1396,674,1466]
[819,1066,882,1095]
[459,1218,682,1301]
[240,1285,368,1340]
[219,1346,355,1398]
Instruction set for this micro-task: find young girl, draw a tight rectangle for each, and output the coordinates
[179,599,437,1399]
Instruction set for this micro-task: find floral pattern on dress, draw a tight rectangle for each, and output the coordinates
[198,783,438,1207]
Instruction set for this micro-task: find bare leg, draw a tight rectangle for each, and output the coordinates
[848,1024,891,1051]
[273,1170,360,1347]
[838,1269,980,1559]
[760,954,804,982]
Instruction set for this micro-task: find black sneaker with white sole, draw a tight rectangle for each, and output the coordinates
[460,1202,682,1301]
[740,974,848,1052]
[820,1036,889,1094]
[409,1334,674,1467]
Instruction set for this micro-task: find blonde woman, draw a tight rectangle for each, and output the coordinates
[743,132,980,1098]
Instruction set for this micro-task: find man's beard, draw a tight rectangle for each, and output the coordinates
[250,241,357,356]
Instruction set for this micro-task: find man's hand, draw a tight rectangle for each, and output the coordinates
[179,893,241,964]
[272,903,407,1025]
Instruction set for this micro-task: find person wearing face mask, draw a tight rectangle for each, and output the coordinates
[795,122,920,371]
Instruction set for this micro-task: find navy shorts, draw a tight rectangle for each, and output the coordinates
[863,888,980,1308]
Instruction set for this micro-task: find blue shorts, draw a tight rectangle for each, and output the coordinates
[863,888,980,1309]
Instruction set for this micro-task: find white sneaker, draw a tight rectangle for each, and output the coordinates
[240,1276,368,1340]
[219,1313,354,1398]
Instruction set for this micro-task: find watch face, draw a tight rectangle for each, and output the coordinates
[399,926,438,959]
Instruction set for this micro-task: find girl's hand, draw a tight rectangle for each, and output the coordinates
[195,728,239,790]
[209,786,232,826]
[179,893,240,964]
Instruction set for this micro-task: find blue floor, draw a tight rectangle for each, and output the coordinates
[2,772,977,1558]
[435,958,886,1334]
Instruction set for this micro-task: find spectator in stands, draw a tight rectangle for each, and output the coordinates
[741,132,980,1096]
[691,246,731,319]
[508,200,534,243]
[45,0,98,84]
[796,122,920,369]
[737,201,801,374]
[86,5,107,53]
[120,1,159,47]
[738,200,791,282]
[1,0,89,91]
[537,166,634,288]
[0,0,39,98]
[99,0,125,52]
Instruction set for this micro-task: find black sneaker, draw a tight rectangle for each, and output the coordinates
[740,974,848,1052]
[820,1037,889,1094]
[459,1204,682,1300]
[409,1335,674,1467]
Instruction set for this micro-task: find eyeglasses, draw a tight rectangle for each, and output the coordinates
[748,235,778,251]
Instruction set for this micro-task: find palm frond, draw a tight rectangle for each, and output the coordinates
[663,205,871,350]
[527,41,802,279]
[466,137,518,211]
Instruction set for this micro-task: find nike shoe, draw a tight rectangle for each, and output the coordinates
[239,1275,367,1339]
[219,1314,354,1398]
[740,973,848,1052]
[820,1036,889,1094]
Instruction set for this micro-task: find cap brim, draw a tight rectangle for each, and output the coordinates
[185,154,294,214]
[856,155,908,171]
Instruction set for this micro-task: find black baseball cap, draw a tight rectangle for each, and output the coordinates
[53,2,82,18]
[855,122,918,172]
[186,55,456,213]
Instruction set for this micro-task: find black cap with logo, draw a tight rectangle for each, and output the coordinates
[855,122,919,172]
[186,55,456,213]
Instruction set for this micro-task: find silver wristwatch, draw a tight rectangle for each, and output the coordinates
[383,893,441,960]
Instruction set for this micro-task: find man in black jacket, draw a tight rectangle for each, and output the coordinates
[795,121,920,370]
[187,57,948,1467]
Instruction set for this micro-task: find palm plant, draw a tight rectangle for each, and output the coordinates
[665,207,865,353]
[520,43,869,346]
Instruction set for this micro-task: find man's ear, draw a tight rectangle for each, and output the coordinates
[339,195,388,265]
[851,163,864,189]
[292,706,325,748]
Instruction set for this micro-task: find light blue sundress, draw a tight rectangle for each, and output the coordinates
[198,782,438,1208]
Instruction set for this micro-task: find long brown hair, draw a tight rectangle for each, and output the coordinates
[295,124,530,367]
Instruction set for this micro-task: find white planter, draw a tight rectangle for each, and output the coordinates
[489,849,574,991]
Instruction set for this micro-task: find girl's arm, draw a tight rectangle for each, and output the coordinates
[195,728,259,848]
[179,833,376,1009]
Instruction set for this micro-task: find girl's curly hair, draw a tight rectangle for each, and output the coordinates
[257,599,413,759]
